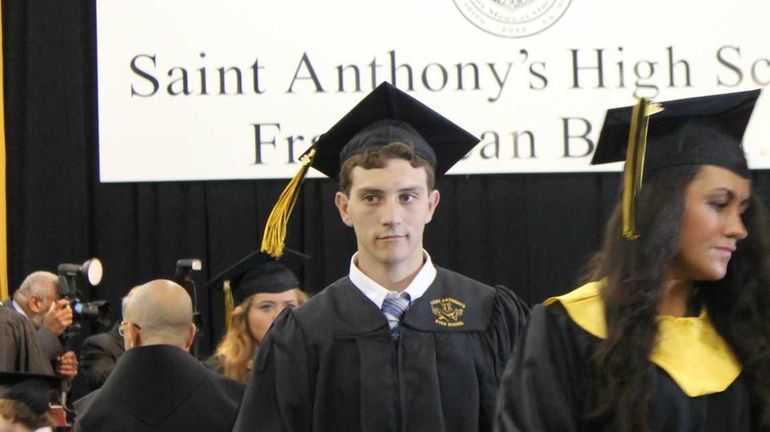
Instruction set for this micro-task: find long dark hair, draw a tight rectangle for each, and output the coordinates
[585,164,770,431]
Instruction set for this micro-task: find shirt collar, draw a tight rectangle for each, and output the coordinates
[349,250,437,309]
[11,299,28,318]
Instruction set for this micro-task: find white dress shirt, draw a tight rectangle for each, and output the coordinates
[348,250,437,309]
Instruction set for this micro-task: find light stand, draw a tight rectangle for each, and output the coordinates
[173,258,204,359]
[56,257,104,422]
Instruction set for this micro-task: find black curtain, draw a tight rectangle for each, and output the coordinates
[5,0,770,356]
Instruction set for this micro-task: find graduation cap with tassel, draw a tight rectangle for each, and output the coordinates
[592,88,761,239]
[206,248,308,331]
[260,81,479,258]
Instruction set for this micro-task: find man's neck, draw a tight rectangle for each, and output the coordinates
[355,253,424,292]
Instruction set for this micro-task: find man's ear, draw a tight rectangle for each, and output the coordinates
[127,325,142,350]
[425,189,440,224]
[28,295,43,314]
[335,192,354,227]
[183,323,197,352]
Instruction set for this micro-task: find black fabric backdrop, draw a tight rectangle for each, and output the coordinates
[4,0,769,355]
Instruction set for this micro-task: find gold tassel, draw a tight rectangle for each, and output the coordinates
[622,98,663,239]
[223,280,234,332]
[261,148,317,258]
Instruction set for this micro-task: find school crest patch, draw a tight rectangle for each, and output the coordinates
[430,298,466,327]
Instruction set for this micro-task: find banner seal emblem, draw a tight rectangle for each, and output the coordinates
[453,0,572,38]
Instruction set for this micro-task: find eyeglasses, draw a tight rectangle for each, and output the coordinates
[118,321,141,336]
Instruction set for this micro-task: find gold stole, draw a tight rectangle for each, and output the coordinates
[545,282,741,397]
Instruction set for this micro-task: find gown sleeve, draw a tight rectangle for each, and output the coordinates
[494,303,590,432]
[36,325,64,360]
[487,285,531,380]
[232,309,314,432]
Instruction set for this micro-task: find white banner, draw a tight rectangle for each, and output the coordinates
[96,0,770,182]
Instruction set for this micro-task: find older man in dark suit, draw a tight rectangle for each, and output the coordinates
[0,306,52,374]
[2,272,78,378]
[74,287,139,398]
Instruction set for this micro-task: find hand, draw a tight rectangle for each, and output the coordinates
[43,299,73,336]
[57,351,79,379]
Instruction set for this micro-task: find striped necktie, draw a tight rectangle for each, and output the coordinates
[382,292,411,338]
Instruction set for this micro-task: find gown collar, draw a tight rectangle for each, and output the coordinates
[324,268,496,335]
[545,281,742,397]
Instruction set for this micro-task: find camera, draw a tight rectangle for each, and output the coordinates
[57,258,111,328]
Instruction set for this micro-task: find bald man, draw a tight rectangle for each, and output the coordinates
[72,280,245,432]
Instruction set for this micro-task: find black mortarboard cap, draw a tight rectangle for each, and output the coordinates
[308,81,480,180]
[206,249,307,305]
[261,81,480,258]
[592,89,760,178]
[591,89,761,239]
[206,248,307,330]
[0,372,61,416]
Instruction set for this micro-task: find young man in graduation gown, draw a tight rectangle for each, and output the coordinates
[233,82,529,432]
[72,280,245,432]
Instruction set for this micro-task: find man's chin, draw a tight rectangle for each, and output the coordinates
[375,249,423,267]
[375,254,405,266]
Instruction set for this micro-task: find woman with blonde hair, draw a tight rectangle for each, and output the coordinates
[205,250,308,383]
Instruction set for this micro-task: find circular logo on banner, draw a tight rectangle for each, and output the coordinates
[454,0,571,38]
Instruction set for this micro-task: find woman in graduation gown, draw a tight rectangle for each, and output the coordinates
[205,249,308,383]
[495,90,770,432]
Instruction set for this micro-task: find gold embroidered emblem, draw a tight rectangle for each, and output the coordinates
[430,298,466,327]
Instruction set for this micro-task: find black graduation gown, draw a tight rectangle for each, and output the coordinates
[202,354,225,374]
[233,267,529,432]
[494,303,754,432]
[72,344,245,432]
